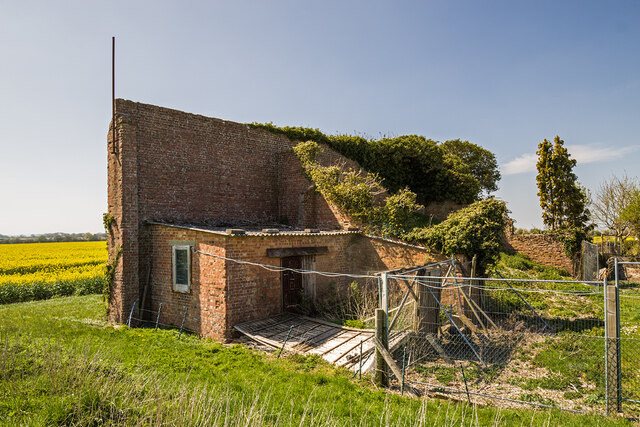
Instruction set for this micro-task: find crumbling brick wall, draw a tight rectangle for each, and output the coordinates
[107,100,366,323]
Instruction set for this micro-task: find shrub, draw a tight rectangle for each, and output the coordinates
[406,199,508,272]
[0,277,105,304]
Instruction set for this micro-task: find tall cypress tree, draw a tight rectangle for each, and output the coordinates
[536,136,589,230]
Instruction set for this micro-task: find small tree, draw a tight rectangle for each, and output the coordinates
[591,174,638,253]
[440,139,501,198]
[536,136,590,230]
[621,189,640,241]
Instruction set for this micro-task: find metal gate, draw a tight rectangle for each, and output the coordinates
[614,259,640,415]
[582,240,599,281]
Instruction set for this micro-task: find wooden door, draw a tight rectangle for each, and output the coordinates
[282,256,303,311]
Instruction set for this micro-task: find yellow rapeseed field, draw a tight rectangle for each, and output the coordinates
[0,241,107,303]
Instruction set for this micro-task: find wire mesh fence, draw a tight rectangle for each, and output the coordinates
[618,261,640,414]
[380,268,612,414]
[582,240,599,281]
[125,301,199,339]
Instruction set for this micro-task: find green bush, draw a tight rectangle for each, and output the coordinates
[406,199,508,272]
[252,123,499,205]
[0,277,105,304]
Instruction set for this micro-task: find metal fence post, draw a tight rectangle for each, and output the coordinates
[604,260,621,414]
[178,307,188,340]
[615,258,622,411]
[154,303,163,331]
[381,272,389,345]
[380,272,389,316]
[277,325,294,358]
[127,300,137,328]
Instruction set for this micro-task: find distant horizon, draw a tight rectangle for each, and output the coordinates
[2,1,639,235]
[0,231,107,238]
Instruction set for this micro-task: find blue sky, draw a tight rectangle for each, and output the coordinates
[1,1,639,235]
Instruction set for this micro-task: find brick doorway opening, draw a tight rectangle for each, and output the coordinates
[282,256,303,312]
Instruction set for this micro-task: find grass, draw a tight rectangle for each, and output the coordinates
[0,295,632,426]
[488,253,603,323]
[485,253,640,413]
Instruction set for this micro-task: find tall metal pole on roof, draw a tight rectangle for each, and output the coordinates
[111,36,116,154]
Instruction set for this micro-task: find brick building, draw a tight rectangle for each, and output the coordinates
[107,100,439,340]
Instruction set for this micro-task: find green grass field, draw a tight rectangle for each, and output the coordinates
[0,295,632,426]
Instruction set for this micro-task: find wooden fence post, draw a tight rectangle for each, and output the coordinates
[380,272,389,316]
[414,269,439,335]
[375,309,389,387]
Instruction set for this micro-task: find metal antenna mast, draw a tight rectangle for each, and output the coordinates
[111,36,116,154]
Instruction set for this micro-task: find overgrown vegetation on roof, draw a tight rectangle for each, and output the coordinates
[293,141,424,237]
[292,141,509,271]
[251,122,500,205]
[255,121,508,268]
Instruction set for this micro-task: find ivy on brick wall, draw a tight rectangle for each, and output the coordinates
[294,140,509,269]
[251,123,499,205]
[293,141,423,237]
[406,199,509,272]
[553,228,587,260]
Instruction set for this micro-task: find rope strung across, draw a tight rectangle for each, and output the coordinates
[193,248,607,296]
[192,248,378,279]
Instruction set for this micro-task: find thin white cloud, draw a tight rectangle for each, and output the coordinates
[566,144,638,164]
[502,144,640,176]
[502,153,537,175]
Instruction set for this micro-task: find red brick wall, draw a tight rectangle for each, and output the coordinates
[223,233,355,331]
[347,235,443,274]
[119,100,290,226]
[143,224,439,340]
[506,234,574,274]
[145,225,228,340]
[275,149,360,230]
[107,100,363,324]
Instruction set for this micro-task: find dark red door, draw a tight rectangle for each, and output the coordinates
[282,256,303,311]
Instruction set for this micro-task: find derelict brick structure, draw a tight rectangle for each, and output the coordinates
[107,100,436,340]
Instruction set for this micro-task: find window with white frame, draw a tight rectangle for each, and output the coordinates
[172,245,191,293]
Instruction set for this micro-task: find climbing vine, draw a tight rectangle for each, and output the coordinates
[103,213,116,236]
[293,141,423,237]
[553,228,588,260]
[104,245,122,308]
